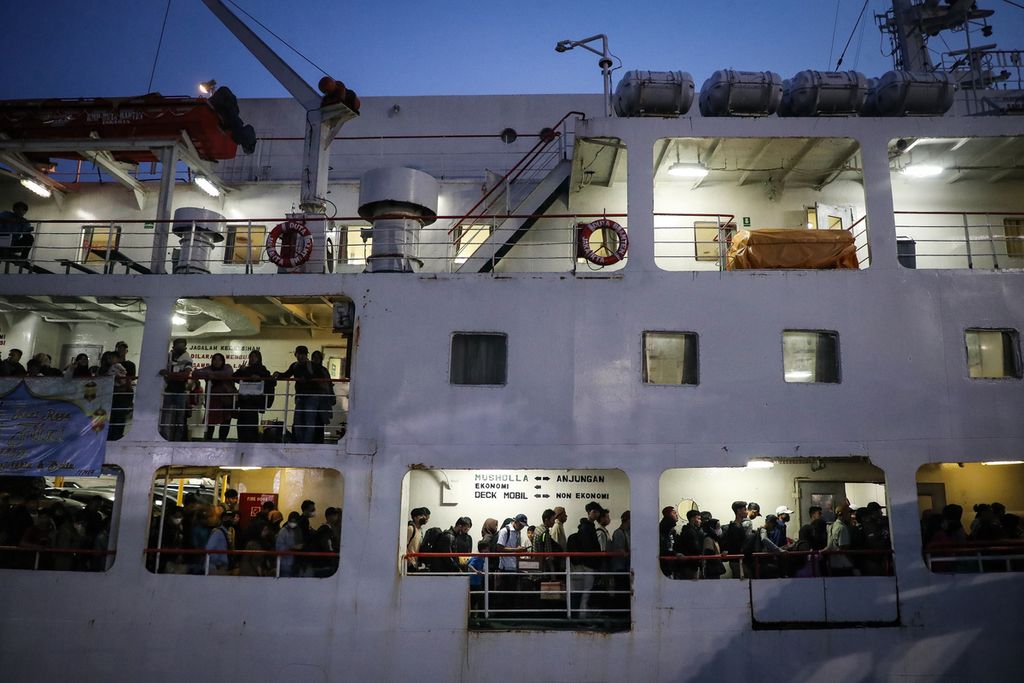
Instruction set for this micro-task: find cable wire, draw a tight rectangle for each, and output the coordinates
[147,0,173,93]
[225,0,330,77]
[835,0,872,69]
[828,0,842,70]
[1001,0,1024,11]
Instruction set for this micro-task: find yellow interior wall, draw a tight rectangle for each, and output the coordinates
[917,463,1024,515]
[227,468,344,518]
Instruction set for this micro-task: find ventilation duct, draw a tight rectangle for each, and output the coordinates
[358,167,438,273]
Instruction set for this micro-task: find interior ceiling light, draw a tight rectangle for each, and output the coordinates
[668,162,709,178]
[172,314,186,325]
[194,176,221,197]
[981,460,1024,466]
[901,164,944,178]
[198,79,217,95]
[746,460,775,469]
[20,178,52,198]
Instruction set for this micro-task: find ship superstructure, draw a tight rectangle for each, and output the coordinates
[0,1,1022,681]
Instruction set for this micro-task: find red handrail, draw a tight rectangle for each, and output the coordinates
[447,110,585,237]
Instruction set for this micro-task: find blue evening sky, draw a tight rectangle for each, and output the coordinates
[2,1,1022,100]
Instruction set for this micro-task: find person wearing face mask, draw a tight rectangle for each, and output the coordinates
[149,504,186,574]
[701,518,727,579]
[276,511,305,577]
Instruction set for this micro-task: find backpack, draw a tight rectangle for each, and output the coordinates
[722,521,746,554]
[420,527,444,571]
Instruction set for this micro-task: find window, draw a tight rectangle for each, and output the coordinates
[450,333,507,385]
[341,225,371,266]
[146,466,343,577]
[965,328,1021,379]
[783,330,840,383]
[454,224,492,264]
[917,461,1024,573]
[80,225,122,263]
[223,224,266,265]
[643,332,699,385]
[1005,218,1024,258]
[401,467,631,632]
[0,467,123,572]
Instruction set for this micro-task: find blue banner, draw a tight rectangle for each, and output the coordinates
[0,376,113,477]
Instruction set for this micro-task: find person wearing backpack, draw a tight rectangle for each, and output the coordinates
[419,526,445,572]
[721,500,748,579]
[405,507,430,574]
[569,502,604,618]
[495,514,528,609]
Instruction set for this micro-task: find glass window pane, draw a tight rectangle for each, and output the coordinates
[643,332,698,385]
[783,331,839,383]
[450,333,507,385]
[965,329,1021,379]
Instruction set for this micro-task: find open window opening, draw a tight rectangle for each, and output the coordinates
[0,297,145,441]
[0,467,123,572]
[660,457,897,626]
[160,296,354,444]
[643,331,699,385]
[145,466,343,577]
[783,330,840,383]
[400,467,631,632]
[889,135,1024,270]
[965,328,1021,379]
[917,461,1024,573]
[654,137,868,271]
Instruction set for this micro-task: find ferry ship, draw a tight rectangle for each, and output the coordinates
[1,1,1022,680]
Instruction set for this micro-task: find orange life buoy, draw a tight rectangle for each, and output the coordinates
[266,220,314,269]
[578,219,628,266]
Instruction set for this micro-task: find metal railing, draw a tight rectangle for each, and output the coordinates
[159,376,346,444]
[893,210,1024,270]
[142,547,339,577]
[408,551,631,626]
[0,545,116,572]
[924,541,1024,573]
[446,111,584,268]
[661,548,895,579]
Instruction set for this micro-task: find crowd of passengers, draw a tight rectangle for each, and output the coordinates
[1,344,136,440]
[148,489,341,577]
[406,502,632,617]
[660,499,892,579]
[0,493,113,571]
[922,502,1023,547]
[160,339,337,444]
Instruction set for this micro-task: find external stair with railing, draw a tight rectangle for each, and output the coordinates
[449,112,584,273]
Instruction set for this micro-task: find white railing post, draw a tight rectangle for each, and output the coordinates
[565,559,572,618]
[483,558,490,618]
[204,553,211,576]
[282,381,291,442]
[276,555,282,578]
[962,212,974,269]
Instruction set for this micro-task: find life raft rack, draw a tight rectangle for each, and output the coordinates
[266,220,314,269]
[577,218,628,266]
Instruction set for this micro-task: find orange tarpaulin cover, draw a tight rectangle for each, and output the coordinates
[726,229,859,270]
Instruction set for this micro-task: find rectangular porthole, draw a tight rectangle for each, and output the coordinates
[450,333,507,385]
[643,332,699,385]
[965,328,1021,379]
[783,330,840,383]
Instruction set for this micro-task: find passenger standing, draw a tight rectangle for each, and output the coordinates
[312,506,342,576]
[609,510,631,607]
[452,516,473,555]
[100,351,131,441]
[772,505,793,546]
[233,350,276,443]
[496,514,528,608]
[310,350,335,444]
[205,510,235,575]
[0,348,26,376]
[274,346,318,443]
[701,518,726,579]
[659,506,681,578]
[550,506,568,550]
[678,510,704,580]
[159,338,193,441]
[194,353,236,441]
[114,341,136,429]
[571,503,603,617]
[276,512,305,577]
[406,507,430,573]
[0,201,33,260]
[721,501,748,579]
[826,503,857,576]
[799,506,828,551]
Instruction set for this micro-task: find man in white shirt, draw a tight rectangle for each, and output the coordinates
[495,514,528,608]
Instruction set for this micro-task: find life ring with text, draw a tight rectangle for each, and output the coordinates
[266,220,313,268]
[578,219,628,266]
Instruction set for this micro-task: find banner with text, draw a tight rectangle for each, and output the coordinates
[0,377,113,477]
